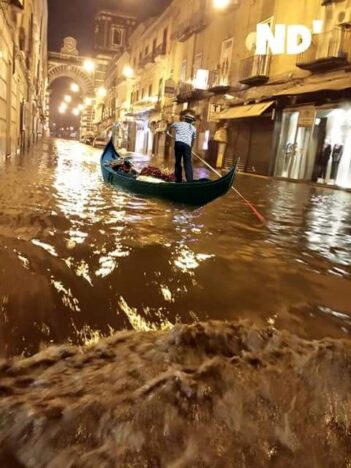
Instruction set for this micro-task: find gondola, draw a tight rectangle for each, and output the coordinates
[100,140,237,206]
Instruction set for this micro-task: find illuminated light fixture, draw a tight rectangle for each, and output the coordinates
[193,69,209,90]
[149,96,158,103]
[97,87,107,97]
[83,59,95,73]
[59,102,68,111]
[72,108,80,116]
[122,65,134,78]
[58,107,66,114]
[78,104,84,111]
[312,20,323,34]
[64,95,72,103]
[213,0,230,9]
[225,94,234,100]
[84,97,93,106]
[70,83,80,93]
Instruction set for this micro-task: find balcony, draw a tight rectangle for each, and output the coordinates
[208,70,232,93]
[140,53,154,69]
[176,81,209,103]
[8,0,24,9]
[189,11,208,35]
[297,28,351,72]
[176,82,194,101]
[154,43,167,61]
[173,11,208,42]
[239,55,270,86]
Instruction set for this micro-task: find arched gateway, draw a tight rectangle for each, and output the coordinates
[48,37,97,136]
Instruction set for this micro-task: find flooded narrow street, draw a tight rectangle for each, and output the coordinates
[0,138,350,357]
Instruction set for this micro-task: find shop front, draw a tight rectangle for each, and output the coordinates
[274,103,351,189]
[218,101,275,175]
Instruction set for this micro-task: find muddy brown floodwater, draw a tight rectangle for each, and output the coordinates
[0,138,350,356]
[1,321,351,467]
[1,139,351,467]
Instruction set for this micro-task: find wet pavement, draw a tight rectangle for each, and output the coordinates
[0,138,350,356]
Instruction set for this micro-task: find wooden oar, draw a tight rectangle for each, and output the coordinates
[192,150,267,225]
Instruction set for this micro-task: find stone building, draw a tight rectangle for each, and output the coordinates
[0,0,48,159]
[96,0,351,189]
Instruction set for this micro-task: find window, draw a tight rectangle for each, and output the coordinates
[158,78,163,100]
[149,84,152,96]
[112,27,123,46]
[145,46,149,57]
[163,28,168,48]
[141,89,144,100]
[152,39,157,55]
[180,60,187,83]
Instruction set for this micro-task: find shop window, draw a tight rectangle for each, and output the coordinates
[275,111,314,180]
[275,107,351,188]
[313,108,351,188]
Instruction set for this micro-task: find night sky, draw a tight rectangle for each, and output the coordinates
[48,0,172,55]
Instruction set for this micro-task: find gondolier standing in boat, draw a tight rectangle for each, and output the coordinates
[168,114,196,183]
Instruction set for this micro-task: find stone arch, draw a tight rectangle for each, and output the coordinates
[48,64,95,96]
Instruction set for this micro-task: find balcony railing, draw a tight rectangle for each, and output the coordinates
[8,0,24,9]
[208,70,233,91]
[140,53,154,69]
[154,43,167,60]
[176,80,209,103]
[189,11,208,35]
[177,82,194,98]
[239,55,270,86]
[173,11,207,42]
[297,28,351,71]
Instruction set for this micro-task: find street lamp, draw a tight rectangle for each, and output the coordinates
[78,104,84,111]
[213,0,230,9]
[70,83,80,93]
[83,59,95,73]
[72,108,80,116]
[84,97,93,106]
[64,95,72,103]
[122,65,134,79]
[97,87,107,98]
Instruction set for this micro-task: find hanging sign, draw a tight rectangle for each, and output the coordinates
[208,103,225,122]
[298,107,315,127]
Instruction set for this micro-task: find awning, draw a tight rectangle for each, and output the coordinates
[218,101,274,120]
[275,76,351,96]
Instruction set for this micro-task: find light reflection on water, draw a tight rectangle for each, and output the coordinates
[0,138,350,356]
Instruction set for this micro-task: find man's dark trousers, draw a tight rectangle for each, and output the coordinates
[174,141,193,183]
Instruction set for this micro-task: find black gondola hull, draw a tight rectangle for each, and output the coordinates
[100,140,237,206]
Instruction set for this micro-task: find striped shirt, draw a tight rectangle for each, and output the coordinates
[171,122,196,148]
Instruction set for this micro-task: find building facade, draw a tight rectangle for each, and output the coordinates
[95,0,351,189]
[0,0,48,160]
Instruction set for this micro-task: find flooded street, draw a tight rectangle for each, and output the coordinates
[0,138,350,357]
